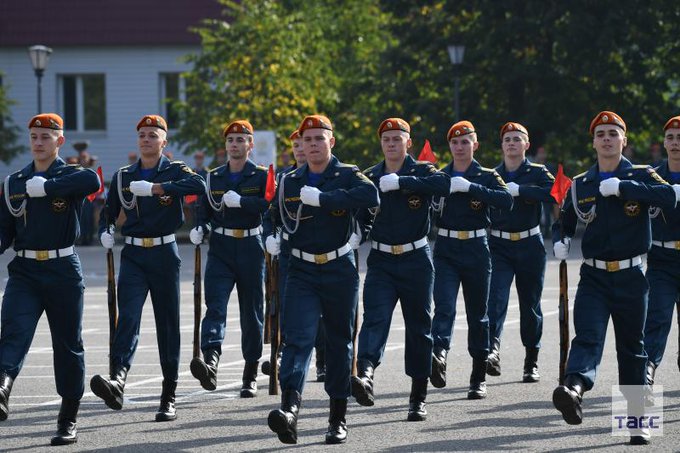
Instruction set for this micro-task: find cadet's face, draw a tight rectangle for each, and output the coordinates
[225,133,253,160]
[501,132,530,159]
[30,127,63,164]
[292,138,306,165]
[449,135,478,161]
[380,130,411,162]
[302,128,334,165]
[592,125,626,158]
[664,128,680,162]
[137,127,167,157]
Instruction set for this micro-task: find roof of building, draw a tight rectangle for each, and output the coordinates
[0,0,226,47]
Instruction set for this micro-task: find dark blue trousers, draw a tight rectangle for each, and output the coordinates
[280,253,358,399]
[432,237,491,360]
[566,264,648,390]
[113,243,181,381]
[488,235,545,348]
[644,251,680,367]
[358,247,433,378]
[201,234,264,363]
[0,255,85,399]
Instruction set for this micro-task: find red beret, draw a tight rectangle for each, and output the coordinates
[223,120,254,137]
[663,116,680,131]
[447,120,476,141]
[28,113,63,130]
[137,115,167,131]
[289,129,301,141]
[589,111,626,135]
[298,115,333,135]
[500,122,528,139]
[377,118,410,137]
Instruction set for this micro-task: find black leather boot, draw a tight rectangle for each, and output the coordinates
[522,347,540,383]
[467,359,487,399]
[50,398,79,445]
[351,359,375,407]
[552,374,585,425]
[0,371,14,421]
[268,389,301,444]
[261,349,282,376]
[155,380,177,422]
[240,361,259,398]
[487,337,501,376]
[190,349,220,391]
[325,398,348,444]
[430,347,448,388]
[90,366,128,410]
[407,378,428,422]
[316,348,326,383]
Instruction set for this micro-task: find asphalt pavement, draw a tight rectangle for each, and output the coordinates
[0,240,678,451]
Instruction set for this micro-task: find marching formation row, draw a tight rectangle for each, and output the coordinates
[0,110,678,447]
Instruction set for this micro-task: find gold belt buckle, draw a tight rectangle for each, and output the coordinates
[510,232,521,241]
[142,238,154,248]
[233,229,245,238]
[675,241,680,250]
[391,244,404,255]
[314,253,329,264]
[457,231,469,240]
[36,250,49,261]
[605,260,620,272]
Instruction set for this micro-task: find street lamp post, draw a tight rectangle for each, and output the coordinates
[28,45,53,114]
[447,45,465,122]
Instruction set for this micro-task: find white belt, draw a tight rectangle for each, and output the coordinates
[651,240,680,250]
[371,237,428,255]
[583,255,643,272]
[214,226,261,238]
[125,234,176,247]
[291,243,351,264]
[490,226,541,241]
[16,246,74,261]
[438,228,487,240]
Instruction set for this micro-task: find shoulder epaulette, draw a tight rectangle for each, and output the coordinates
[480,166,496,173]
[574,171,587,179]
[632,164,650,170]
[256,165,267,171]
[364,163,380,175]
[529,162,546,169]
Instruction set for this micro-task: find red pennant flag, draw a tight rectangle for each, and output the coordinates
[264,164,276,202]
[550,164,572,206]
[184,194,198,204]
[417,139,437,164]
[86,166,105,202]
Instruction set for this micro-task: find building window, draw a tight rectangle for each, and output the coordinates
[58,74,106,131]
[159,73,184,129]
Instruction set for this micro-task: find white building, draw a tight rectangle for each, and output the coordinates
[0,0,225,178]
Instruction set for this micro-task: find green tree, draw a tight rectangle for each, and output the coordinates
[0,78,25,163]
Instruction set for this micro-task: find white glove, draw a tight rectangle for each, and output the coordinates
[349,232,361,250]
[189,227,204,245]
[222,190,242,208]
[100,231,115,249]
[450,176,471,193]
[130,180,154,197]
[26,176,47,198]
[300,185,322,207]
[265,235,281,256]
[599,177,621,197]
[553,238,571,260]
[673,184,680,206]
[379,173,400,192]
[506,182,520,197]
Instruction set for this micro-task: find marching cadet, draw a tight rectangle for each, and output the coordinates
[266,115,379,445]
[91,115,205,422]
[351,118,448,421]
[264,129,327,383]
[189,120,269,398]
[487,122,555,382]
[0,113,100,445]
[429,120,513,399]
[643,115,680,388]
[552,111,677,445]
